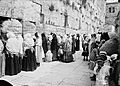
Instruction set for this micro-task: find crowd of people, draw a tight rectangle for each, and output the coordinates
[81,32,120,86]
[0,31,81,77]
[1,29,120,86]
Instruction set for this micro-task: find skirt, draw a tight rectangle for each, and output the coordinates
[0,53,5,77]
[62,51,73,63]
[52,50,58,61]
[5,52,20,75]
[35,46,44,63]
[22,48,37,71]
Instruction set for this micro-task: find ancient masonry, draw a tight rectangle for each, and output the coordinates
[0,0,106,35]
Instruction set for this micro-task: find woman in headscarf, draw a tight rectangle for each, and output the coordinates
[57,35,64,61]
[46,34,53,62]
[62,34,73,63]
[51,33,58,61]
[71,35,76,55]
[81,36,89,61]
[22,33,37,71]
[41,33,48,61]
[5,32,20,75]
[16,34,23,73]
[35,32,44,66]
[0,36,5,77]
[76,34,80,51]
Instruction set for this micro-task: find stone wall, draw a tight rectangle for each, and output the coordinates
[0,0,106,35]
[106,2,120,26]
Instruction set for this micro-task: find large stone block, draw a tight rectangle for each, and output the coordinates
[0,1,12,17]
[23,21,36,35]
[2,19,22,34]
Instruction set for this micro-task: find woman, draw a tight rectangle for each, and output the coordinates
[35,32,44,65]
[46,34,53,62]
[89,42,99,70]
[5,32,20,75]
[16,34,23,73]
[57,35,64,61]
[62,34,73,63]
[76,34,80,51]
[71,35,76,55]
[22,33,37,71]
[41,33,48,60]
[51,34,58,61]
[0,36,5,77]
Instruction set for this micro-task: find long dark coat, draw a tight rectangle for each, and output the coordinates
[76,35,80,51]
[51,34,58,61]
[41,33,48,55]
[72,36,76,54]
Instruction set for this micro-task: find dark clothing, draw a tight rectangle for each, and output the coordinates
[41,33,48,55]
[100,38,119,56]
[5,51,20,75]
[62,39,73,63]
[62,51,73,63]
[72,36,76,54]
[89,48,99,61]
[100,32,110,41]
[82,43,89,56]
[51,34,58,61]
[112,61,120,86]
[22,48,37,71]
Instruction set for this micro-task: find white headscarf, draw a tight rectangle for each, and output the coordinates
[7,31,16,39]
[36,33,42,46]
[24,33,34,47]
[57,35,61,44]
[63,34,67,43]
[6,32,19,53]
[49,34,53,41]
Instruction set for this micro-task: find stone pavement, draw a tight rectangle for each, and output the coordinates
[0,51,96,86]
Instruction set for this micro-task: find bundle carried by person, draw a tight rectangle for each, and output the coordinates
[46,50,53,62]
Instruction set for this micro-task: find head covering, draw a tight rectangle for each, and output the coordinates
[49,34,53,41]
[6,32,19,53]
[63,34,67,42]
[36,33,42,46]
[24,33,34,47]
[7,32,16,39]
[57,35,61,44]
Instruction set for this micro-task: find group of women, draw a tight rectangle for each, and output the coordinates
[82,32,120,86]
[0,31,81,77]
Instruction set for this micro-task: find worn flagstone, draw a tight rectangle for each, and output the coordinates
[0,51,95,86]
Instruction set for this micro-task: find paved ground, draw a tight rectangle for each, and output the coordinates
[0,51,95,86]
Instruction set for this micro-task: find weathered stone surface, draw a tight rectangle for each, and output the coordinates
[2,19,22,34]
[23,21,36,35]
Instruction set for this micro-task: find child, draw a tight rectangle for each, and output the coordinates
[82,40,89,61]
